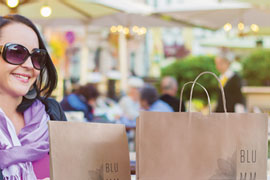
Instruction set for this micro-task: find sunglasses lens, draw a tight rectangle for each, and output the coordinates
[5,44,28,65]
[31,49,46,70]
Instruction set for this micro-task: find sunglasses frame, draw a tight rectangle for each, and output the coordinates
[0,43,47,70]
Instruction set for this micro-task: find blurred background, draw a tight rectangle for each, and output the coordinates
[1,0,269,112]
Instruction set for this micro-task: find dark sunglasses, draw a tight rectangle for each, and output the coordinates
[0,43,47,70]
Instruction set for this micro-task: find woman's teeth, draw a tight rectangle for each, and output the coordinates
[14,74,29,80]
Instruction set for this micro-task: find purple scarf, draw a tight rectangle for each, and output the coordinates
[0,99,50,180]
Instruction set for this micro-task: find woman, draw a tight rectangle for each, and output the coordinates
[0,14,66,180]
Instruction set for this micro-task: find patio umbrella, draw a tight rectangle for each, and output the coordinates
[85,0,153,14]
[90,12,186,28]
[237,0,270,7]
[154,1,270,30]
[0,0,121,26]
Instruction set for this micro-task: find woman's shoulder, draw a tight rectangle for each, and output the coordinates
[42,97,60,106]
[40,97,67,121]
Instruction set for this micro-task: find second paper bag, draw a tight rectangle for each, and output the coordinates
[136,72,268,180]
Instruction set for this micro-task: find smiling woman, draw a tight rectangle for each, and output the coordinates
[0,14,67,180]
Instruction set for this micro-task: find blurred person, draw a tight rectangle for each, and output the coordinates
[119,77,144,121]
[215,48,245,112]
[60,83,99,122]
[106,68,121,101]
[0,14,66,180]
[160,76,186,112]
[140,84,173,112]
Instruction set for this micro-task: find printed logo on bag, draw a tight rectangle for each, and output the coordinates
[209,149,260,180]
[88,165,104,180]
[209,152,236,180]
[236,149,257,180]
[88,162,120,180]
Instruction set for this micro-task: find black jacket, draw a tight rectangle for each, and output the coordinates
[0,97,66,179]
[160,94,186,112]
[215,73,245,112]
[41,97,67,121]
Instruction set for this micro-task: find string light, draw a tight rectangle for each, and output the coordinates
[6,0,19,8]
[223,22,260,35]
[117,25,124,33]
[223,23,232,32]
[110,25,147,36]
[250,24,259,32]
[132,26,139,33]
[40,5,52,17]
[238,22,245,31]
[123,27,129,35]
[140,27,147,34]
[110,26,117,33]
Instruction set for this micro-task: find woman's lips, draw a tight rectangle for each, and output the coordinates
[12,73,31,83]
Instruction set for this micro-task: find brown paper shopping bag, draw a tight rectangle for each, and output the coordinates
[136,72,268,180]
[48,121,131,180]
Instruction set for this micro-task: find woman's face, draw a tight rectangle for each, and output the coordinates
[0,22,40,97]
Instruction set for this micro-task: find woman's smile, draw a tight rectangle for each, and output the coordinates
[12,73,31,83]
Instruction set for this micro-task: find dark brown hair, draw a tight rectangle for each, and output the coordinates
[74,83,99,101]
[0,14,57,98]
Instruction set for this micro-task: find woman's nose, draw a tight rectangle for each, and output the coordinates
[21,57,34,69]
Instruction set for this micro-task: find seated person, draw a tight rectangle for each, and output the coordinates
[60,83,99,121]
[119,77,144,121]
[140,84,173,112]
[160,76,186,112]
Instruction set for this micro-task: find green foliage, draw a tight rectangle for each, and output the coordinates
[268,140,270,158]
[241,49,270,86]
[161,55,219,104]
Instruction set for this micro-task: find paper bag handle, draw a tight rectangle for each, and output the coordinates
[189,71,227,113]
[179,81,211,112]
